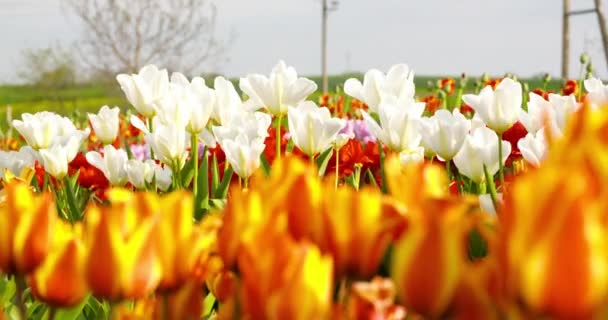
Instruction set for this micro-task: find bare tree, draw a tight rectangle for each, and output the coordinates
[64,0,227,76]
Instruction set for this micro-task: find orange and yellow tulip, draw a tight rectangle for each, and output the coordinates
[0,181,56,275]
[29,221,88,307]
[85,189,162,300]
[501,163,608,318]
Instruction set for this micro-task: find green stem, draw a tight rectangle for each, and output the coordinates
[445,159,452,182]
[276,115,283,161]
[578,64,585,102]
[497,133,505,187]
[310,154,316,167]
[14,276,27,320]
[483,164,499,212]
[378,142,388,194]
[147,117,155,160]
[243,177,249,190]
[334,147,340,190]
[191,133,199,197]
[48,307,56,320]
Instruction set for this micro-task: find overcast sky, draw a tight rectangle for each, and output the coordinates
[0,0,607,83]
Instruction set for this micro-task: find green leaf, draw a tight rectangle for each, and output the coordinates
[365,168,378,188]
[209,198,227,210]
[180,156,195,188]
[259,153,271,177]
[211,154,220,194]
[1,277,15,307]
[195,147,210,221]
[315,148,334,177]
[55,299,89,320]
[213,167,233,199]
[203,292,216,317]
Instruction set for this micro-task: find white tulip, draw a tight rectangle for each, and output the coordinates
[86,145,129,186]
[116,65,169,117]
[126,159,156,189]
[145,123,189,169]
[453,127,511,183]
[88,106,120,145]
[519,92,554,134]
[547,93,580,137]
[0,147,38,179]
[12,112,88,150]
[38,135,82,179]
[218,133,266,179]
[361,96,424,153]
[344,64,416,113]
[212,76,244,125]
[419,109,471,161]
[287,101,346,157]
[154,164,173,192]
[584,77,608,109]
[241,60,317,116]
[399,147,425,166]
[462,78,522,134]
[517,130,547,168]
[334,132,354,150]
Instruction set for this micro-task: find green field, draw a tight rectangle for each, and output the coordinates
[0,74,566,128]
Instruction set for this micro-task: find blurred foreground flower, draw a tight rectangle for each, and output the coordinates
[0,181,56,275]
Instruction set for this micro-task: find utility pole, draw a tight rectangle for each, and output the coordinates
[594,0,608,71]
[564,0,608,77]
[321,0,339,94]
[322,0,328,94]
[562,0,570,79]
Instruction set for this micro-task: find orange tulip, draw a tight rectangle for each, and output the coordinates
[29,221,88,307]
[0,181,56,275]
[501,164,608,318]
[390,198,473,318]
[85,189,162,300]
[235,225,334,320]
[154,191,221,291]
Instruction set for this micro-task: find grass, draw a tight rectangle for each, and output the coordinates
[0,73,568,128]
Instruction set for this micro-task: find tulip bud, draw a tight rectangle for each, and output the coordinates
[88,106,120,145]
[390,199,472,317]
[580,53,589,64]
[543,73,551,83]
[0,182,56,275]
[586,61,594,73]
[29,222,87,307]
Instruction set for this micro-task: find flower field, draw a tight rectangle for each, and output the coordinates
[0,59,607,319]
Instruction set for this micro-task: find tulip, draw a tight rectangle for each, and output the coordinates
[462,78,522,134]
[287,101,346,158]
[116,65,169,118]
[501,164,608,318]
[86,145,129,186]
[453,127,511,184]
[88,105,120,145]
[153,164,172,192]
[345,64,416,113]
[12,112,89,150]
[547,93,580,137]
[519,92,554,134]
[517,130,547,168]
[361,96,424,153]
[29,221,87,307]
[583,77,608,109]
[218,133,266,180]
[145,122,189,170]
[419,109,471,161]
[85,189,162,300]
[344,277,407,320]
[390,198,473,318]
[399,147,425,165]
[0,147,38,180]
[155,191,221,291]
[126,159,156,189]
[212,76,243,125]
[0,181,56,275]
[240,60,317,116]
[39,135,83,179]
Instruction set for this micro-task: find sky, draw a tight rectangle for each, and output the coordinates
[0,0,607,83]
